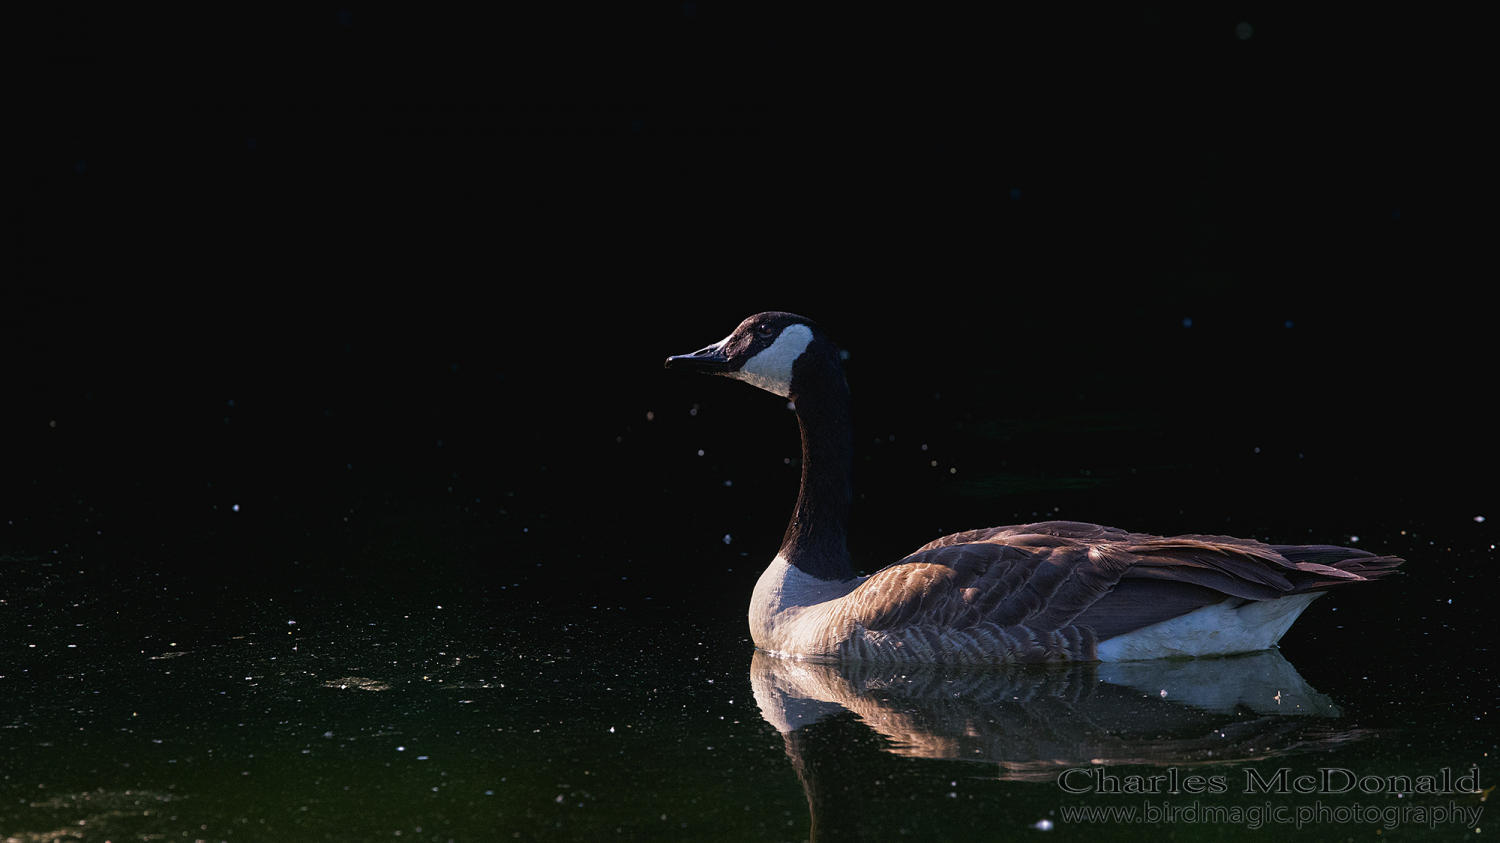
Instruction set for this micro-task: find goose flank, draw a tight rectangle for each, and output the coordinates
[665,312,1402,664]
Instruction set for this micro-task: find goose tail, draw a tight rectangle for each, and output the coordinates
[1272,545,1404,594]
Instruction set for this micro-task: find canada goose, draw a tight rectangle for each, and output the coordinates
[665,312,1402,664]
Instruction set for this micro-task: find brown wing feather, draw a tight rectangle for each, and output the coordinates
[850,520,1402,646]
[844,536,1132,634]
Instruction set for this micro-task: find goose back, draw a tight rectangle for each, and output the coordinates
[763,521,1402,664]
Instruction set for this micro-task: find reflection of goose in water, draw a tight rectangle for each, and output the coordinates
[667,312,1402,664]
[752,650,1369,779]
[753,650,1376,839]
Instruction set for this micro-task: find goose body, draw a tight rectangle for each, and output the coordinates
[666,312,1401,664]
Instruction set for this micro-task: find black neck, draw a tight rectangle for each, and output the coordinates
[779,354,856,582]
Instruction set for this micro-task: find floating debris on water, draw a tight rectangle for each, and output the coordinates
[321,676,391,691]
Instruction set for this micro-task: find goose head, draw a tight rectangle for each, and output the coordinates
[663,311,842,400]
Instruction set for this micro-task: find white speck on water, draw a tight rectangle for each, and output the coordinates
[723,480,732,487]
[1160,689,1168,698]
[1032,819,1055,831]
[697,449,704,456]
[722,535,732,545]
[232,504,240,512]
[1475,516,1486,523]
[646,411,654,421]
[397,746,406,752]
[1350,535,1360,543]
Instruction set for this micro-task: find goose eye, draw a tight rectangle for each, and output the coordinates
[754,324,774,338]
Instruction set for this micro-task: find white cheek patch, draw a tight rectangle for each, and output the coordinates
[733,324,814,398]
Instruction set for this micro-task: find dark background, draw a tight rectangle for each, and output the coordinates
[14,6,1490,613]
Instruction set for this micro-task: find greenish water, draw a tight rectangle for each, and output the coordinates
[3,517,1492,842]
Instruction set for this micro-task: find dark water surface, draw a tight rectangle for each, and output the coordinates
[25,7,1493,840]
[3,326,1494,841]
